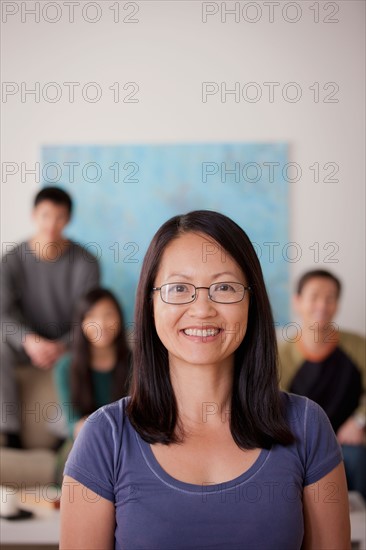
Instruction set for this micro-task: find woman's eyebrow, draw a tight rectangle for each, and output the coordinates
[165,273,192,280]
[165,271,241,280]
[211,272,240,280]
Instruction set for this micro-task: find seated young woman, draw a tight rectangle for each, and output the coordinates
[53,287,131,485]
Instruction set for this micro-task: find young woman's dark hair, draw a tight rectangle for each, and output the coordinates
[70,287,131,416]
[296,269,342,298]
[34,186,73,215]
[127,210,295,450]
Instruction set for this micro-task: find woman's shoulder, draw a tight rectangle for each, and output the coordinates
[65,397,132,456]
[279,390,328,434]
[96,395,131,416]
[279,390,341,449]
[280,390,309,416]
[85,395,132,432]
[279,391,343,486]
[63,396,132,502]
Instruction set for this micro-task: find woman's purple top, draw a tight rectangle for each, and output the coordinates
[63,392,343,550]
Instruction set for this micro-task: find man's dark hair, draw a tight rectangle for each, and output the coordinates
[127,209,295,450]
[296,269,342,298]
[34,186,72,215]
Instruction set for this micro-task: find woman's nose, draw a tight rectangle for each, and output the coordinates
[187,288,216,316]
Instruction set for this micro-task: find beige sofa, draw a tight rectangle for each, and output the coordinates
[0,365,63,487]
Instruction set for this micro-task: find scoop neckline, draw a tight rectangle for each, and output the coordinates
[135,431,271,494]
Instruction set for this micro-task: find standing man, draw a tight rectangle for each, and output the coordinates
[278,269,366,498]
[1,187,100,447]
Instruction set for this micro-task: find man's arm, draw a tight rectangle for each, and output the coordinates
[0,249,33,351]
[1,249,66,367]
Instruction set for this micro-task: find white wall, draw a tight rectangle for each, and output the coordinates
[2,1,365,333]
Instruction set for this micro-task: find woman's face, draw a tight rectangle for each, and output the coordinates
[81,298,121,348]
[152,232,250,369]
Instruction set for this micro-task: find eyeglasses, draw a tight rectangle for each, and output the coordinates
[152,282,251,305]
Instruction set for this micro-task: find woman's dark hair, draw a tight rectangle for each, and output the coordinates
[70,288,131,416]
[296,269,341,298]
[127,210,295,449]
[34,186,72,215]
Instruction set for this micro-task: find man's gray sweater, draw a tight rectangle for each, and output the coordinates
[1,240,100,350]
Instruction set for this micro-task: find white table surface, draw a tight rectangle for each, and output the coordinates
[0,505,60,545]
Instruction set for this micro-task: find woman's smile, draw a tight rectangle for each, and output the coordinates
[180,325,223,341]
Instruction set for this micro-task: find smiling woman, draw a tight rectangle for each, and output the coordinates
[60,210,350,550]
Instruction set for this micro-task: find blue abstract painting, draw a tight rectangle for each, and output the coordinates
[42,143,289,328]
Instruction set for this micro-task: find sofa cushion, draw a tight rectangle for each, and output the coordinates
[0,447,56,486]
[15,365,64,449]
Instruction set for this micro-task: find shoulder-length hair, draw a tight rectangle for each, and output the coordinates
[127,210,294,449]
[70,287,131,416]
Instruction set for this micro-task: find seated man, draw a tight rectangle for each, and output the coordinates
[278,269,366,498]
[0,186,100,448]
